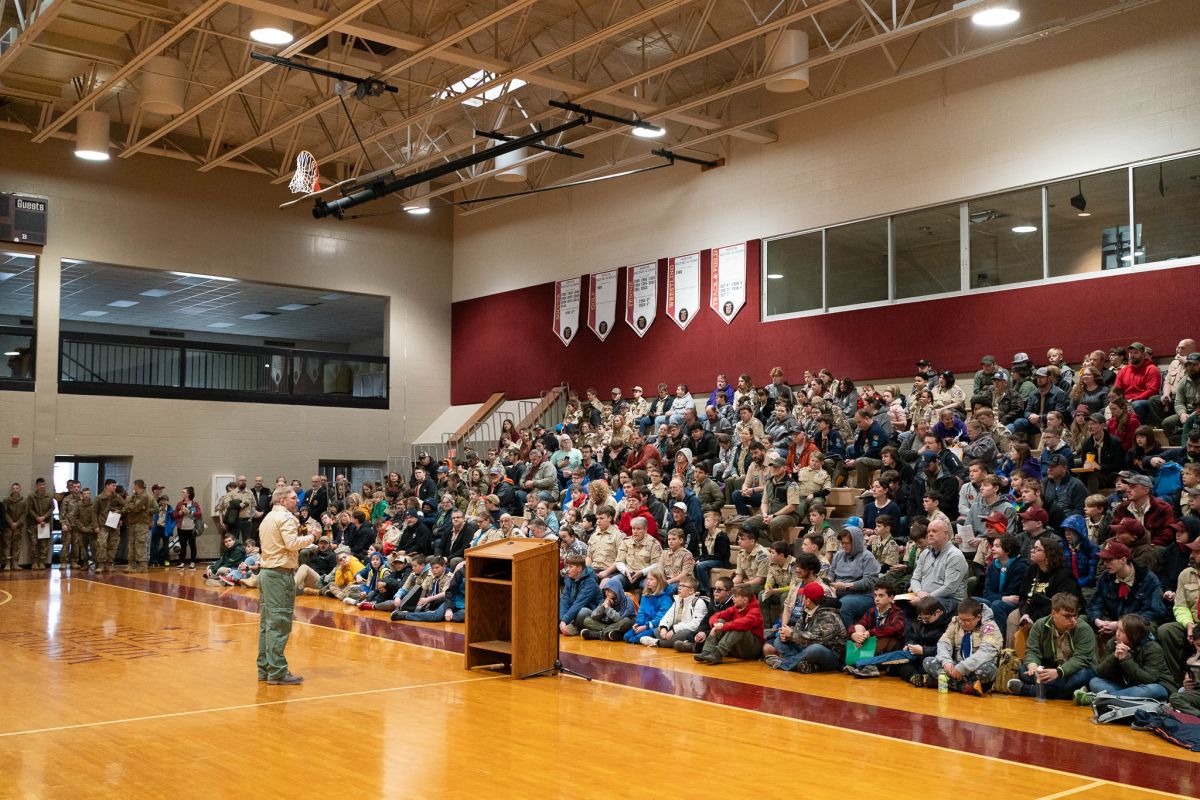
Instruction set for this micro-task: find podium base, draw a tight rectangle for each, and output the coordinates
[525,658,592,681]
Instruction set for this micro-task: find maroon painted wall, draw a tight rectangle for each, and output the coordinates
[450,250,1199,405]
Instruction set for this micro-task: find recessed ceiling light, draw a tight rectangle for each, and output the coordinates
[1011,224,1038,234]
[1076,212,1091,217]
[206,322,235,328]
[318,293,348,301]
[0,272,14,281]
[3,351,19,356]
[276,303,311,312]
[240,313,271,320]
[767,273,784,280]
[79,310,109,317]
[107,300,139,308]
[139,288,175,297]
[169,271,237,282]
[963,0,1020,27]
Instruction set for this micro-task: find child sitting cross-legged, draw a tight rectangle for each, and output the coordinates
[624,566,674,643]
[580,577,637,641]
[842,585,905,677]
[763,581,846,673]
[638,575,711,648]
[921,597,1003,696]
[695,583,765,665]
[220,538,260,586]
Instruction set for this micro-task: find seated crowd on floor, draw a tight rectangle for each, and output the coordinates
[6,340,1200,722]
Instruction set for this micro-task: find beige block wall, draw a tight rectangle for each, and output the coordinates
[0,130,454,554]
[452,0,1200,300]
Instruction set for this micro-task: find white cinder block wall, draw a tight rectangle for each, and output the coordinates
[452,0,1200,299]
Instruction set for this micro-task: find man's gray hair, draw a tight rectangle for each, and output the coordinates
[630,516,648,531]
[271,486,293,504]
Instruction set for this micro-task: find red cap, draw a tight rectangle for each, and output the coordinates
[1111,517,1144,537]
[800,582,826,602]
[985,511,1010,532]
[1097,541,1132,560]
[1018,507,1048,524]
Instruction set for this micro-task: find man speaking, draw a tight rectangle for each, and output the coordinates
[257,486,314,685]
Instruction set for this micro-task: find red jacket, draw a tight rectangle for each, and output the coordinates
[1107,412,1141,451]
[855,603,906,640]
[617,505,659,541]
[1113,497,1177,547]
[625,444,662,473]
[709,595,764,642]
[1113,361,1161,402]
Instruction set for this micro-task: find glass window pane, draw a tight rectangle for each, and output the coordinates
[764,232,822,316]
[826,218,888,307]
[894,204,961,298]
[1134,154,1200,265]
[1047,169,1130,276]
[969,188,1043,288]
[0,253,37,322]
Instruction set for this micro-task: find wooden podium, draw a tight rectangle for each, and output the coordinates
[463,538,558,679]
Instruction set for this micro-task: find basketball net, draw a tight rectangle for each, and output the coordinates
[289,150,320,194]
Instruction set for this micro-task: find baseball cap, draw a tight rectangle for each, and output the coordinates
[1034,367,1050,378]
[1128,341,1147,352]
[1097,541,1132,560]
[1089,413,1106,424]
[800,582,826,602]
[489,464,503,475]
[1111,518,1144,537]
[919,452,938,466]
[916,358,931,367]
[417,451,429,459]
[981,355,996,365]
[1184,487,1200,497]
[1018,507,1048,524]
[764,452,785,467]
[991,369,1009,382]
[1124,473,1153,487]
[151,484,163,491]
[484,494,500,506]
[437,465,449,473]
[1047,453,1069,468]
[1012,352,1030,364]
[984,511,1009,533]
[672,501,688,512]
[1074,404,1090,416]
[1187,353,1200,364]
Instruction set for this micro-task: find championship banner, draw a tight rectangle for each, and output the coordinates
[624,262,657,338]
[553,277,581,346]
[588,269,618,341]
[710,242,747,324]
[666,252,700,330]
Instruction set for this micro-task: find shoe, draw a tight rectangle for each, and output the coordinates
[220,575,236,586]
[764,655,783,670]
[604,630,623,641]
[672,641,696,653]
[639,636,657,647]
[694,652,722,664]
[176,563,185,571]
[851,665,881,679]
[258,673,268,682]
[343,597,358,605]
[796,661,815,674]
[564,624,579,637]
[1073,689,1096,706]
[391,612,409,621]
[302,588,320,596]
[580,630,599,640]
[266,673,304,686]
[961,680,985,697]
[188,563,196,570]
[1007,678,1028,696]
[358,602,375,611]
[910,674,930,688]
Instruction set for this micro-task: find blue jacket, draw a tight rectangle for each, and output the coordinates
[982,555,1029,603]
[559,566,601,624]
[1087,563,1165,624]
[847,423,887,460]
[1065,537,1099,589]
[625,590,675,642]
[815,428,846,459]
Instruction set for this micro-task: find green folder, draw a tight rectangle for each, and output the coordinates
[846,636,877,666]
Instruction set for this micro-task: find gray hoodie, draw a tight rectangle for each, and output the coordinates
[828,525,879,595]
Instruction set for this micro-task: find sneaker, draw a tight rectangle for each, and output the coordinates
[343,597,359,605]
[302,588,320,596]
[188,563,196,570]
[220,574,236,586]
[910,674,930,688]
[672,640,696,653]
[694,652,722,664]
[176,563,185,571]
[563,624,579,637]
[1007,678,1027,696]
[795,661,815,674]
[1073,689,1096,706]
[764,655,783,670]
[580,629,599,640]
[961,680,985,697]
[851,665,881,679]
[266,673,304,686]
[358,602,375,611]
[639,636,657,647]
[604,630,623,641]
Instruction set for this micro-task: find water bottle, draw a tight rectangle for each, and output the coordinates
[1035,680,1047,703]
[937,673,949,693]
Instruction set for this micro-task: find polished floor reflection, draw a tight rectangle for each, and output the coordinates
[0,569,1196,799]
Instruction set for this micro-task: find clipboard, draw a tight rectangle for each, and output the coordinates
[37,522,51,540]
[105,511,121,529]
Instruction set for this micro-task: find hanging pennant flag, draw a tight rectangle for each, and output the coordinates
[666,252,701,330]
[624,262,657,338]
[588,269,619,341]
[710,242,747,324]
[553,277,581,346]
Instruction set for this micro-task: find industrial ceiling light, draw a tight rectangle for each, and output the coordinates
[965,0,1020,27]
[764,28,810,93]
[631,119,665,138]
[74,110,111,161]
[404,183,431,215]
[494,147,529,183]
[1070,179,1089,216]
[249,12,293,45]
[140,55,188,115]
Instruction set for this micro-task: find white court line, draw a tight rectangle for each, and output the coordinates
[1034,781,1108,800]
[593,681,1193,800]
[0,674,506,738]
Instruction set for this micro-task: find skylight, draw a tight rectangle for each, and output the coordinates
[434,70,526,108]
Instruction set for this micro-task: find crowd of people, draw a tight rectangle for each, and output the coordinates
[4,339,1200,729]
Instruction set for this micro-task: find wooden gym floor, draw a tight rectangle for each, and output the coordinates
[0,568,1196,799]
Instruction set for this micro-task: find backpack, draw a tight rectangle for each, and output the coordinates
[1091,693,1164,725]
[1153,461,1182,501]
[993,648,1022,693]
[223,498,243,527]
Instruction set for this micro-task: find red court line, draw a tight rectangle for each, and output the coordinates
[86,572,1199,794]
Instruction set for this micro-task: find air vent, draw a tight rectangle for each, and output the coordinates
[263,339,297,348]
[149,329,185,339]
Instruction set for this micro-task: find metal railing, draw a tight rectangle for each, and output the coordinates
[58,332,389,409]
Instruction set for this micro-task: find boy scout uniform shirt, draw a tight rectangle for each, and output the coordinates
[766,555,795,590]
[123,492,154,526]
[736,544,772,581]
[587,530,623,570]
[616,536,662,572]
[659,547,695,580]
[763,477,802,514]
[219,488,256,520]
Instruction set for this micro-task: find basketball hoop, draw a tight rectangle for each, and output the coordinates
[289,150,320,195]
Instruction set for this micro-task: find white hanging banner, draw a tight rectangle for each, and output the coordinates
[624,262,657,338]
[552,277,581,346]
[666,252,701,330]
[710,242,747,324]
[588,269,618,341]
